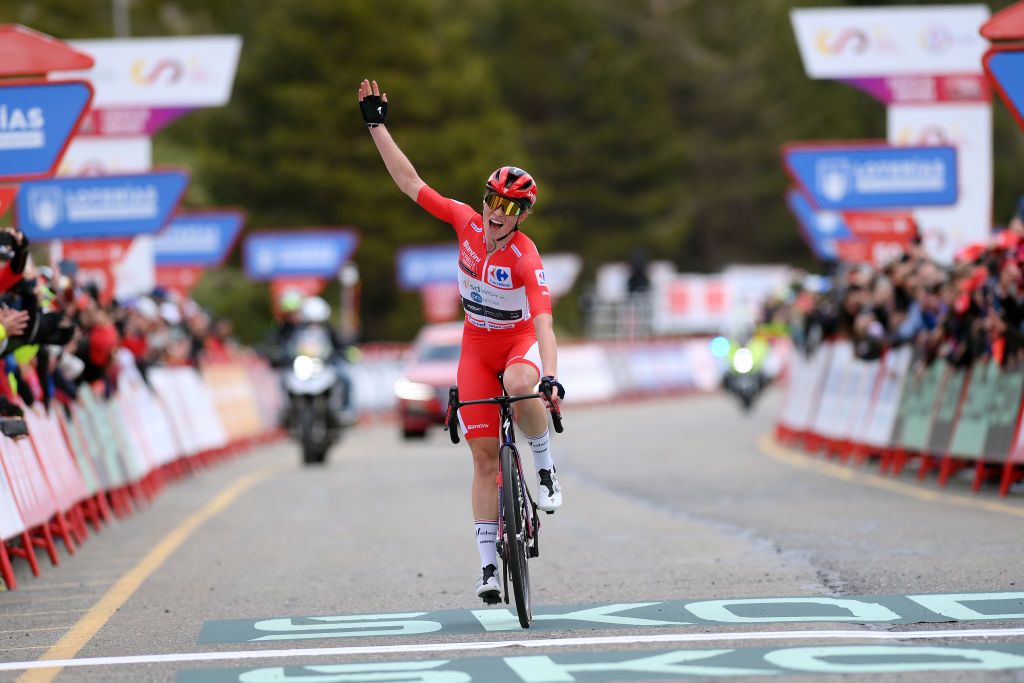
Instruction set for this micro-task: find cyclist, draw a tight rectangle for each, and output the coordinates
[359,78,564,603]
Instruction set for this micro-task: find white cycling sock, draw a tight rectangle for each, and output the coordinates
[475,520,498,568]
[525,429,554,473]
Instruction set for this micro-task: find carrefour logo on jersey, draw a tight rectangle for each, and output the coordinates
[488,265,512,289]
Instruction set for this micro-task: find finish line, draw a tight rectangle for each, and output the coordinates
[5,626,1024,672]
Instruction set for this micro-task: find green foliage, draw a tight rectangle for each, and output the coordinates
[6,0,1024,340]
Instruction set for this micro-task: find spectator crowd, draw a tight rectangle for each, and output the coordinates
[0,226,239,436]
[774,204,1024,369]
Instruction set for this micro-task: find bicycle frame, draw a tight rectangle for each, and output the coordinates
[444,377,563,622]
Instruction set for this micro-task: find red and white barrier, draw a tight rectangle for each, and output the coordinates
[0,355,283,590]
[776,340,1024,496]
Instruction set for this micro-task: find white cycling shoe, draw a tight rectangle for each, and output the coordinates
[477,564,501,604]
[536,469,562,512]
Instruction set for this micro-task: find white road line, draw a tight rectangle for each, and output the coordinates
[5,627,1024,671]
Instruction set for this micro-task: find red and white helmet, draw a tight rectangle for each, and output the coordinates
[485,166,538,208]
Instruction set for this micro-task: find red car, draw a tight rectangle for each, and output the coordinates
[395,322,463,439]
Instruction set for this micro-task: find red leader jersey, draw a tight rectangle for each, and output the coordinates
[416,185,551,336]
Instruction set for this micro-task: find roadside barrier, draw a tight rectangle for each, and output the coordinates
[776,340,1024,496]
[0,351,283,591]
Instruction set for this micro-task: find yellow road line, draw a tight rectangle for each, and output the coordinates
[18,463,284,683]
[759,433,1024,518]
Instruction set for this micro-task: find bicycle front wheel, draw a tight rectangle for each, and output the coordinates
[500,443,531,628]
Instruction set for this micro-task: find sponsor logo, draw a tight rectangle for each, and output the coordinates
[535,269,547,286]
[461,239,481,263]
[814,27,869,55]
[459,260,477,277]
[131,58,186,85]
[470,221,483,233]
[0,104,45,151]
[815,156,947,202]
[27,187,63,231]
[471,292,483,304]
[466,423,489,431]
[488,265,512,289]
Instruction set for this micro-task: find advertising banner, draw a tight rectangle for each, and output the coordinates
[843,75,989,106]
[421,282,462,323]
[887,103,992,264]
[154,210,245,267]
[651,274,730,335]
[784,143,958,211]
[51,36,242,136]
[985,48,1024,135]
[396,244,457,291]
[0,80,93,182]
[57,136,152,176]
[244,230,358,280]
[15,170,189,240]
[786,188,851,260]
[790,5,989,79]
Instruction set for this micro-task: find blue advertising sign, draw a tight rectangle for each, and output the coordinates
[786,189,852,260]
[15,170,189,240]
[0,80,93,182]
[155,210,246,267]
[985,48,1024,135]
[783,144,958,210]
[396,244,458,290]
[243,230,359,280]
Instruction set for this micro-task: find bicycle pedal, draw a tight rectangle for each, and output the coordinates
[480,591,501,606]
[545,510,555,515]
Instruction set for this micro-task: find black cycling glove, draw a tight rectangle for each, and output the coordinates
[541,376,565,400]
[360,95,387,128]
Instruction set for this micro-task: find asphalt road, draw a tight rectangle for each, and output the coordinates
[3,390,1024,682]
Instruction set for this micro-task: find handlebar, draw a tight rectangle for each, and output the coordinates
[443,380,564,442]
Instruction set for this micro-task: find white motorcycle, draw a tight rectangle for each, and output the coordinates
[284,325,350,465]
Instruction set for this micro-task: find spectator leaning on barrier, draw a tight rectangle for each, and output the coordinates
[780,199,1024,371]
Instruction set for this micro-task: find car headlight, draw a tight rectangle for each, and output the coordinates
[293,355,322,381]
[732,348,754,374]
[394,378,436,401]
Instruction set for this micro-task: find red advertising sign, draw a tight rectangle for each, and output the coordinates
[0,25,94,76]
[836,238,907,268]
[842,212,916,242]
[0,186,17,219]
[421,282,461,323]
[982,2,1024,41]
[61,237,133,304]
[155,265,204,300]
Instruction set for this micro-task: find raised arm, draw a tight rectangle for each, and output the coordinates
[359,79,425,201]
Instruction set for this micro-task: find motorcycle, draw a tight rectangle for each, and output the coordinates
[282,326,351,465]
[724,345,764,412]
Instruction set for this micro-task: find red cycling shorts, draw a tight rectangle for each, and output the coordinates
[457,327,541,440]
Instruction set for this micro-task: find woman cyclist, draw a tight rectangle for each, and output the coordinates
[359,79,564,603]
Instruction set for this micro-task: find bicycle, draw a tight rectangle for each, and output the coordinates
[444,375,564,628]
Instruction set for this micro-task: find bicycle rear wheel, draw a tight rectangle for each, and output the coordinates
[500,443,531,628]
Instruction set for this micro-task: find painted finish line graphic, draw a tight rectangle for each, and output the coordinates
[178,644,1024,682]
[199,591,1024,644]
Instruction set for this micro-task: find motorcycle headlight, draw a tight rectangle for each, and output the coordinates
[732,348,754,374]
[394,378,436,401]
[293,355,322,381]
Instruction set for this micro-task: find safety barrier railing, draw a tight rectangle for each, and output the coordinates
[776,340,1024,496]
[0,349,283,591]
